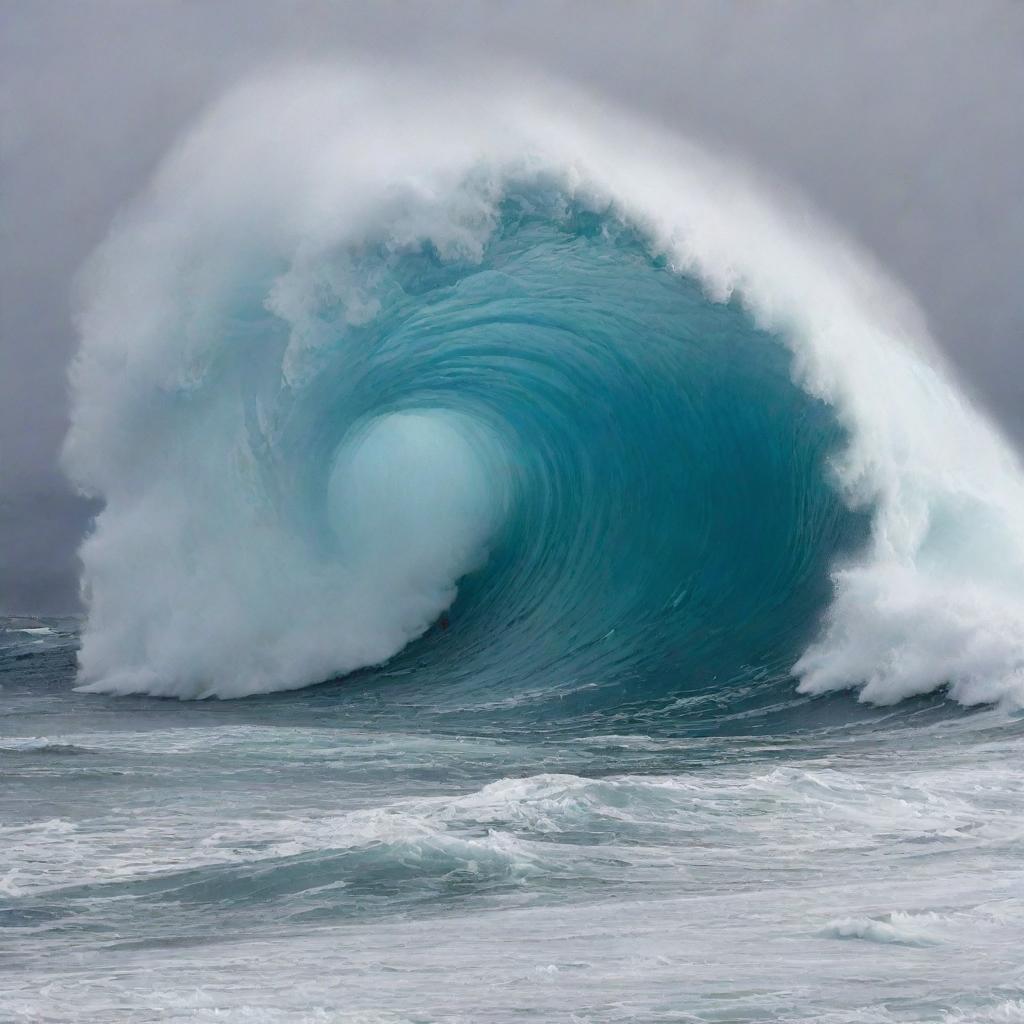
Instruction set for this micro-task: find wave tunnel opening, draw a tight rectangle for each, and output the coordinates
[261,193,871,722]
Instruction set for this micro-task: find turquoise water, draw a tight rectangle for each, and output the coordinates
[72,195,869,707]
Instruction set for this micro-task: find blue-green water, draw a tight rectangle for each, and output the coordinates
[71,196,870,708]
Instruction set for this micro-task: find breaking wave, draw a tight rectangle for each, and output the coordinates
[64,68,1024,710]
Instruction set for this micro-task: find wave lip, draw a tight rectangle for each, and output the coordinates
[64,68,1024,710]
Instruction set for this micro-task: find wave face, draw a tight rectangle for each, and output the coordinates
[64,70,1024,710]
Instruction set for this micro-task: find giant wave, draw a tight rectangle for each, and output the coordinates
[63,68,1024,709]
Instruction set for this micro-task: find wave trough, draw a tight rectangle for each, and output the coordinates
[64,69,1024,710]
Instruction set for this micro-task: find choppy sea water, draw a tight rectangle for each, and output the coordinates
[3,619,1023,1024]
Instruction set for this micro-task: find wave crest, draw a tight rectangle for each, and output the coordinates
[64,68,1024,709]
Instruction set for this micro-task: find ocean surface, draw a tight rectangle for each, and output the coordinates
[2,620,1024,1023]
[6,69,1024,1022]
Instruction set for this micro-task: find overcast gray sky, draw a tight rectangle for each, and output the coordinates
[2,0,1022,613]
